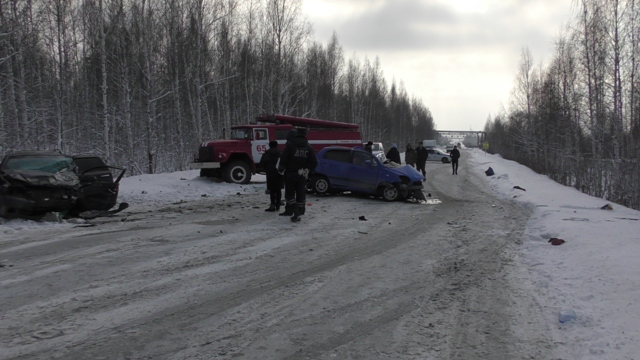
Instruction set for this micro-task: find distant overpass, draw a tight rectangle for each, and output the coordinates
[434,130,486,145]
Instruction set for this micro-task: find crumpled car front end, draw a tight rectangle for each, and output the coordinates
[0,157,81,219]
[384,165,425,200]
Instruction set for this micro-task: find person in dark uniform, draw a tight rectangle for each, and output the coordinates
[277,130,297,215]
[405,143,417,168]
[386,143,401,164]
[450,145,461,175]
[416,141,429,178]
[364,141,373,154]
[278,128,318,222]
[259,140,283,211]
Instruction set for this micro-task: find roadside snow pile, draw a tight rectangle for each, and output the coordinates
[467,148,640,359]
[117,170,267,210]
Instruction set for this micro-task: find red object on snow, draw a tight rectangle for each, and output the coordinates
[549,238,565,246]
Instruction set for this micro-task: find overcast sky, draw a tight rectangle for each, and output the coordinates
[301,0,576,132]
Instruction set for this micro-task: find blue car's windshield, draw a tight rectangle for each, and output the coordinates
[4,156,75,174]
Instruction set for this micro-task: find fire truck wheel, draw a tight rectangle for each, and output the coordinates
[223,161,252,184]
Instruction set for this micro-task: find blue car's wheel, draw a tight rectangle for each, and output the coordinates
[380,184,400,201]
[311,175,331,195]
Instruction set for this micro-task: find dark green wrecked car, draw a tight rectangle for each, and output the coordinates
[0,151,127,219]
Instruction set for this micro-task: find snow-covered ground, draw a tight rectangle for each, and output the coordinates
[1,148,639,359]
[467,149,640,359]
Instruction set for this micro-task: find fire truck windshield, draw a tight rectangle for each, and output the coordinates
[230,128,251,140]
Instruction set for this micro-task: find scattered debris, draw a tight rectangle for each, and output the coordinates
[180,178,187,180]
[141,190,147,194]
[600,203,613,210]
[513,186,526,191]
[358,215,367,221]
[549,238,565,246]
[357,231,368,234]
[485,167,495,176]
[78,203,129,220]
[201,194,208,197]
[44,212,63,222]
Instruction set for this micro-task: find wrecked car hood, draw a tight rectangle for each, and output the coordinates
[2,169,81,188]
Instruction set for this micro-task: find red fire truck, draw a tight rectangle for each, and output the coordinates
[189,114,363,184]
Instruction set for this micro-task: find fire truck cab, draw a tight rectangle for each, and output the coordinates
[189,114,363,184]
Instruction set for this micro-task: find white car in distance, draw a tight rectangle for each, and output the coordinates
[427,148,452,163]
[364,142,386,161]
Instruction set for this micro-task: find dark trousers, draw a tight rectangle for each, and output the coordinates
[266,173,283,205]
[284,172,307,214]
[269,189,282,205]
[451,160,459,174]
[416,161,426,176]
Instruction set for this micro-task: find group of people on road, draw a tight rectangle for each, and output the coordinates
[394,141,429,178]
[384,140,461,177]
[258,128,317,223]
[262,135,460,222]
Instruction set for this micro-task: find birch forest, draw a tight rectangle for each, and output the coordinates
[485,0,640,211]
[0,0,436,175]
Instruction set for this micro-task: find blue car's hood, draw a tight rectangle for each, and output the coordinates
[383,163,424,181]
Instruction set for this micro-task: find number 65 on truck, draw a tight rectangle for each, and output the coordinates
[189,114,363,184]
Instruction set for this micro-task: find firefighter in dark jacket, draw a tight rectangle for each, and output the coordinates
[386,143,401,164]
[259,140,283,211]
[278,128,318,222]
[416,141,429,178]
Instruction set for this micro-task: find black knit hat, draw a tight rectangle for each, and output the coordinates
[296,128,308,136]
[269,140,278,148]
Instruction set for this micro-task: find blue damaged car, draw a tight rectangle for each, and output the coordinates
[309,146,426,202]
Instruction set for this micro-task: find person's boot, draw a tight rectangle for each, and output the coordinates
[290,206,301,222]
[279,203,293,216]
[298,203,306,215]
[275,202,281,211]
[265,204,277,212]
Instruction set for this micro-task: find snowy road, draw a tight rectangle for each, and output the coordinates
[0,158,552,359]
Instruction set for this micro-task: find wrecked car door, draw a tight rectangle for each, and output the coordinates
[71,156,126,212]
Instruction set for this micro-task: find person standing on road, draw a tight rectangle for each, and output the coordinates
[405,143,417,168]
[386,143,401,164]
[259,140,283,211]
[416,141,429,179]
[364,141,373,154]
[278,128,318,222]
[450,145,461,175]
[277,130,297,215]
